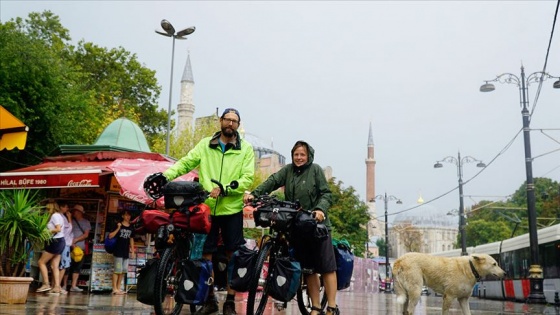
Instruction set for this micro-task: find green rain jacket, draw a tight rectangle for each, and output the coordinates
[251,141,333,227]
[163,131,255,216]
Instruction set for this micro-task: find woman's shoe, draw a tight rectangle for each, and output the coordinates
[326,305,340,315]
[310,306,325,315]
[36,284,51,293]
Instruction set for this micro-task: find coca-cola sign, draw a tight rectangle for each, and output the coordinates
[0,170,100,189]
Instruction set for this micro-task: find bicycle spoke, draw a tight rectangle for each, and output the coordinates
[154,247,184,315]
[247,242,272,315]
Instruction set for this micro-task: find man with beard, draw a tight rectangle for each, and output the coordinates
[162,108,254,315]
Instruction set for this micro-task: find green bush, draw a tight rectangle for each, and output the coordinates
[0,190,50,277]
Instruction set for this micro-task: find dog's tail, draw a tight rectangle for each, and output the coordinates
[393,260,407,305]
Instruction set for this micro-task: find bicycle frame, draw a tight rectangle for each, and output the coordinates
[245,196,327,315]
[153,222,193,315]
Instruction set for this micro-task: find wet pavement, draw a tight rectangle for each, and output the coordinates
[1,290,559,315]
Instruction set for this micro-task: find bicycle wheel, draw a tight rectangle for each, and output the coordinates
[153,247,184,315]
[296,274,328,315]
[246,241,273,315]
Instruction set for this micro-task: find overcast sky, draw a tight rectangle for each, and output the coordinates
[2,1,560,221]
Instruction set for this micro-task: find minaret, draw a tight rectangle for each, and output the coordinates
[366,123,381,244]
[366,122,376,202]
[177,53,195,135]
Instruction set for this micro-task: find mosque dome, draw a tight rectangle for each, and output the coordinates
[393,199,455,228]
[94,118,151,152]
[243,132,285,162]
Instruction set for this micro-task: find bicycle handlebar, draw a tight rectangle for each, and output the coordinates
[210,179,239,196]
[250,195,315,217]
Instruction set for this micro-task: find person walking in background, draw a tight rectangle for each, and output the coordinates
[108,209,135,295]
[244,140,340,315]
[36,201,67,294]
[66,204,91,293]
[152,108,255,315]
[57,202,72,294]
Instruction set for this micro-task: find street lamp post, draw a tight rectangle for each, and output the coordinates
[374,192,402,293]
[155,19,196,156]
[434,152,485,256]
[480,66,560,303]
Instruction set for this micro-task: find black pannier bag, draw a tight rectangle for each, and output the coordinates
[175,258,214,305]
[227,246,258,292]
[253,206,296,231]
[162,181,207,209]
[267,257,302,302]
[292,211,329,242]
[136,258,159,305]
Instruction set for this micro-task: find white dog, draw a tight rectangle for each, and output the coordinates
[393,252,505,315]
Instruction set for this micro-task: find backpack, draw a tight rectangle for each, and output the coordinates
[267,257,301,302]
[227,246,258,292]
[332,238,354,290]
[136,258,159,305]
[175,258,214,305]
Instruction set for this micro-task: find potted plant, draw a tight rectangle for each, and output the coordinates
[0,189,51,304]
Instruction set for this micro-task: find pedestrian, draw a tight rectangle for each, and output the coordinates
[36,200,67,294]
[151,108,255,315]
[244,140,340,315]
[66,204,91,293]
[108,209,135,295]
[57,202,72,294]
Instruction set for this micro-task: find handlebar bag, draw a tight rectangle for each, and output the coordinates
[172,204,211,234]
[267,257,302,302]
[227,246,258,292]
[332,239,354,290]
[136,258,159,305]
[254,206,296,231]
[162,181,206,209]
[132,209,170,235]
[132,204,211,235]
[176,258,214,305]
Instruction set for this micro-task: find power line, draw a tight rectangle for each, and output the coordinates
[529,0,559,118]
[389,129,522,218]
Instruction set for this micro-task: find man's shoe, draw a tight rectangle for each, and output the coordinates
[193,298,219,315]
[223,300,237,315]
[70,286,83,292]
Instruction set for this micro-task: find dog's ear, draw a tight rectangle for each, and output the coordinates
[472,255,483,262]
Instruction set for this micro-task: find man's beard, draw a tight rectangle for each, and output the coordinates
[221,126,235,138]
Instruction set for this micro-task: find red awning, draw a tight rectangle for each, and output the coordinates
[0,161,113,189]
[0,154,197,208]
[108,158,198,208]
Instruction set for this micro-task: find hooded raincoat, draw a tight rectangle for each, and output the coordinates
[251,141,333,227]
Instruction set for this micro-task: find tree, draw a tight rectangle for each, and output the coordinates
[0,15,97,171]
[71,41,166,145]
[465,177,560,246]
[376,238,387,257]
[465,220,511,247]
[394,224,423,253]
[0,10,169,172]
[509,177,560,227]
[163,117,219,159]
[328,178,370,257]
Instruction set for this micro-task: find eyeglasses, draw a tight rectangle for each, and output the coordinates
[222,118,239,125]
